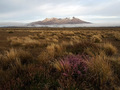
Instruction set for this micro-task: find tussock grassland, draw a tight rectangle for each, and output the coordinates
[0,27,120,89]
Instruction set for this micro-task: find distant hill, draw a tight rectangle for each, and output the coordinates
[28,17,90,26]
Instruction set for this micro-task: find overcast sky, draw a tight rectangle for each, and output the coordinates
[0,0,120,23]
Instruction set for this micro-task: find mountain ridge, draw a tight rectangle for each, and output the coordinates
[29,17,90,26]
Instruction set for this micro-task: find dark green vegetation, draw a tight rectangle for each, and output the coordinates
[0,27,120,89]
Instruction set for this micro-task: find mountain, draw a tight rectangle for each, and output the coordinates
[28,17,90,26]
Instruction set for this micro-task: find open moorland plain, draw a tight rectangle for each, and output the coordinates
[0,27,120,90]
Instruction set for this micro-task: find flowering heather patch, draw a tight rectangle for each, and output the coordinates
[54,54,89,79]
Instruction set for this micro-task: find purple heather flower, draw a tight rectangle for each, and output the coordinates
[57,54,89,78]
[63,73,68,76]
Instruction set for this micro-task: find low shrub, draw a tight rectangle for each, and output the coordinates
[8,31,14,33]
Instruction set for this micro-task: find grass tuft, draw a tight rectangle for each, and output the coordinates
[86,54,114,89]
[91,35,102,43]
[102,43,117,56]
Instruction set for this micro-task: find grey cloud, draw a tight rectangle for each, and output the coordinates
[92,1,120,16]
[0,0,120,23]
